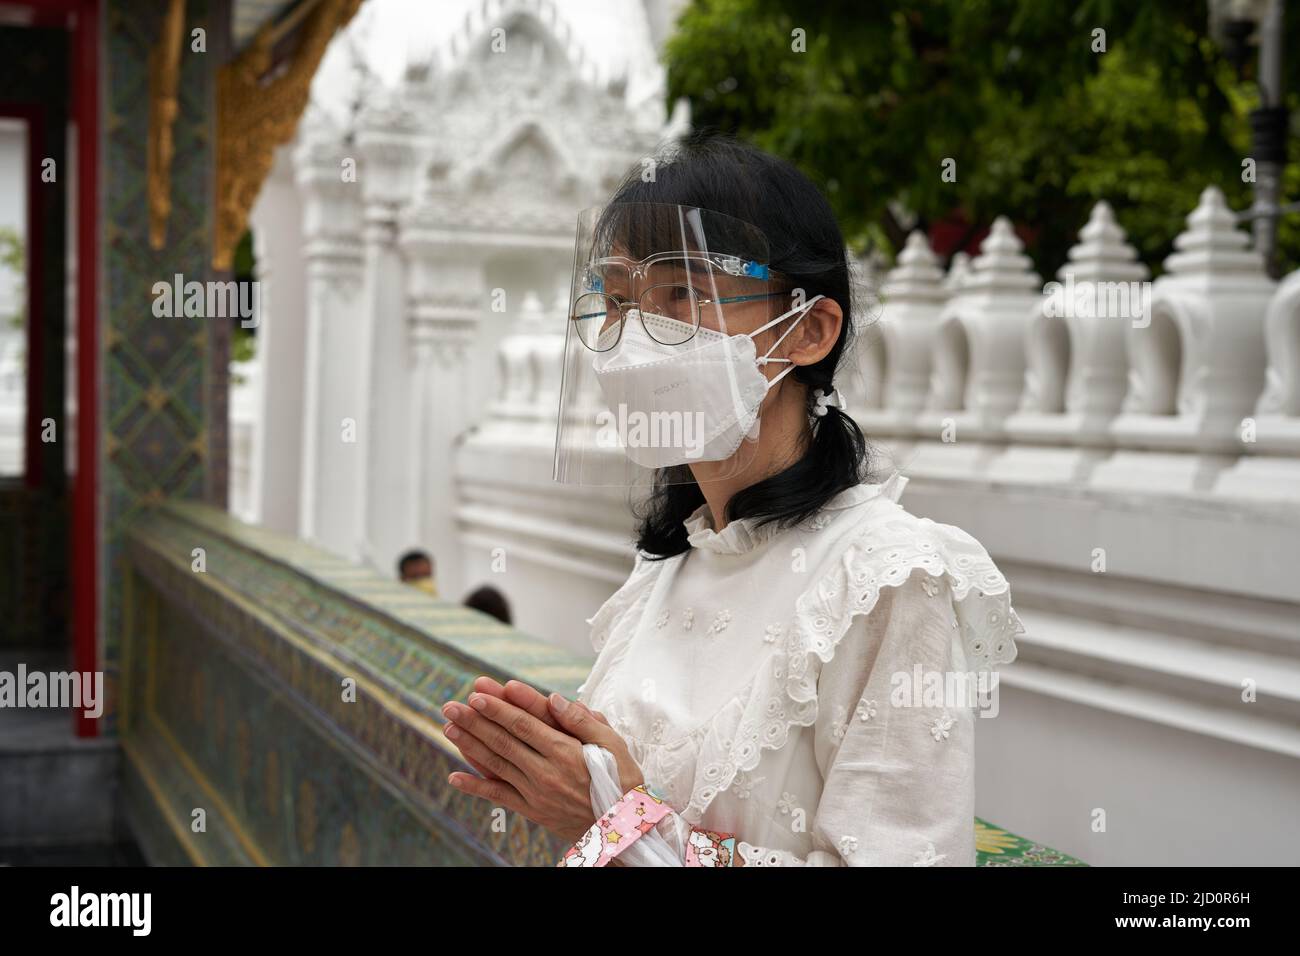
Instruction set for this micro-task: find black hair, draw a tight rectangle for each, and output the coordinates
[606,130,870,559]
[397,549,433,578]
[463,585,512,625]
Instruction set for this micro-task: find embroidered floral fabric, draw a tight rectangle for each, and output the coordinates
[576,474,1023,866]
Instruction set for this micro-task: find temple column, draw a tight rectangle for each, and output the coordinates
[294,113,366,559]
[245,145,307,533]
[400,214,486,601]
[356,94,419,575]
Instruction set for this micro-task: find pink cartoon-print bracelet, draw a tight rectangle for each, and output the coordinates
[558,782,737,867]
[558,783,675,867]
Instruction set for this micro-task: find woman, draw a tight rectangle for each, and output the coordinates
[439,132,1021,866]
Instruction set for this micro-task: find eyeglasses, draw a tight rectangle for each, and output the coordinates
[572,287,791,351]
[571,253,788,351]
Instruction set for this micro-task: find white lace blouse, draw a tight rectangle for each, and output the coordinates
[575,474,1023,866]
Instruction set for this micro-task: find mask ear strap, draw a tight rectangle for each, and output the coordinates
[754,294,825,365]
[765,361,800,386]
[755,293,823,386]
[756,302,816,381]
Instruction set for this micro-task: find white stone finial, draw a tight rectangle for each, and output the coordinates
[944,251,971,292]
[968,217,1040,290]
[900,231,939,266]
[883,231,946,302]
[1181,186,1243,242]
[1163,185,1263,276]
[1080,200,1119,240]
[1059,201,1148,281]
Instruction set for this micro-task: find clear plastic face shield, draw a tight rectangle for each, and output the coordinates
[554,202,821,487]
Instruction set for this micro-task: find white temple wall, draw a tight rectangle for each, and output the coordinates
[978,685,1300,866]
[239,145,308,532]
[295,127,368,561]
[455,436,636,652]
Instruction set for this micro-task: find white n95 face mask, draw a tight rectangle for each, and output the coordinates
[589,295,824,469]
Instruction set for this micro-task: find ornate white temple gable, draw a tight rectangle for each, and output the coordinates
[454,122,583,232]
[237,0,676,609]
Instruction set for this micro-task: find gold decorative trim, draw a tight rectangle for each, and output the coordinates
[121,738,209,866]
[147,0,186,250]
[213,0,363,271]
[149,709,271,866]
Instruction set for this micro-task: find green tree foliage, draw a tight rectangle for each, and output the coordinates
[665,0,1300,276]
[0,227,24,328]
[231,229,256,366]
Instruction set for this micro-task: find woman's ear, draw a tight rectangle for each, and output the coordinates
[785,297,843,367]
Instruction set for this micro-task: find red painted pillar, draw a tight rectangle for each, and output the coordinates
[71,0,99,738]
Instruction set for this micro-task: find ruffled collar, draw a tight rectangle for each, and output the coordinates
[683,471,909,556]
[683,506,779,556]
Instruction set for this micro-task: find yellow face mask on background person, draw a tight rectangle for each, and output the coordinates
[409,577,438,598]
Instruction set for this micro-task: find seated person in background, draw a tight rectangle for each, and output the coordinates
[463,585,511,625]
[397,549,437,597]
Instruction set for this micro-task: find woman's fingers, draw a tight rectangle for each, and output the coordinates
[444,679,548,775]
[445,690,504,780]
[457,676,605,745]
[442,696,552,784]
[546,694,614,746]
[444,723,504,781]
[472,676,564,730]
[463,692,571,763]
[472,675,507,695]
[447,766,527,815]
[500,678,565,730]
[441,686,543,780]
[469,675,602,732]
[504,680,564,730]
[443,719,531,792]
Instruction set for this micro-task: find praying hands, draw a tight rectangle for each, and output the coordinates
[441,677,645,845]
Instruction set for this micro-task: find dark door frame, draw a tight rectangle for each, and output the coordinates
[2,0,100,737]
